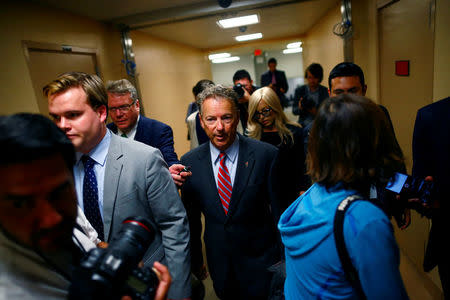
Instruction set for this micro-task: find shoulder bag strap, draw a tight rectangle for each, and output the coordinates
[334,195,367,300]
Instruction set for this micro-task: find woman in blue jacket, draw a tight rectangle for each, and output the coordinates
[278,94,409,299]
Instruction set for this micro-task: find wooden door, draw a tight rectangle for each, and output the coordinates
[24,41,99,116]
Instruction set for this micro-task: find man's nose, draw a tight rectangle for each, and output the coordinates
[216,119,224,130]
[59,118,70,131]
[37,199,63,229]
[114,109,124,118]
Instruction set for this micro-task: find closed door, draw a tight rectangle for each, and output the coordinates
[24,42,98,116]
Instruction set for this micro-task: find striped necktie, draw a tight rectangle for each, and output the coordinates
[217,152,232,215]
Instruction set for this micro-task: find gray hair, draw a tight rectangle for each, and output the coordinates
[106,79,138,102]
[196,84,239,115]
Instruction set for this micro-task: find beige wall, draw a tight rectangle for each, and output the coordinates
[351,0,448,293]
[130,31,211,157]
[433,0,450,101]
[0,0,125,115]
[302,4,344,87]
[352,0,379,102]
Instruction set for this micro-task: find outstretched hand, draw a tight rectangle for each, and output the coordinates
[169,164,192,188]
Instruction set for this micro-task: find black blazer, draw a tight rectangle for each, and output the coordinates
[260,70,289,95]
[181,135,281,298]
[412,97,449,272]
[107,116,179,166]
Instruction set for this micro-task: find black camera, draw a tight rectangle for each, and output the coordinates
[69,216,159,300]
[386,172,434,205]
[233,83,245,98]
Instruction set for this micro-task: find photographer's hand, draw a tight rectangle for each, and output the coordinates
[238,88,251,104]
[153,261,172,300]
[399,207,411,230]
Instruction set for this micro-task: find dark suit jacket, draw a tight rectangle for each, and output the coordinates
[261,70,289,95]
[181,135,281,298]
[412,97,449,272]
[107,116,179,166]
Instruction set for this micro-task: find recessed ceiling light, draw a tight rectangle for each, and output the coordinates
[208,53,231,60]
[235,33,263,42]
[217,14,259,29]
[287,42,302,49]
[212,56,240,63]
[283,47,303,54]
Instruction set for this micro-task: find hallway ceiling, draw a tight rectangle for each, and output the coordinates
[32,0,339,51]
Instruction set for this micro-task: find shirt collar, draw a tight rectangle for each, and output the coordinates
[211,134,239,165]
[75,130,111,166]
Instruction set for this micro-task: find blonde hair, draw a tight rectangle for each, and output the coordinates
[247,87,300,144]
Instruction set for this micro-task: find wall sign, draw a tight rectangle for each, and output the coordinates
[395,60,409,76]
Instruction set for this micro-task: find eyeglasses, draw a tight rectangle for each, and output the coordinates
[252,107,272,120]
[109,101,136,113]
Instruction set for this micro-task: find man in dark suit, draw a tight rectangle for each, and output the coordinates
[180,85,281,299]
[328,62,409,228]
[106,79,179,166]
[45,72,191,300]
[412,97,449,298]
[260,57,289,107]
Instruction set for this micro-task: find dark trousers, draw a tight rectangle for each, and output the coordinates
[439,258,449,300]
[214,264,270,300]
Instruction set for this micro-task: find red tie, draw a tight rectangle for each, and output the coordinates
[217,152,232,214]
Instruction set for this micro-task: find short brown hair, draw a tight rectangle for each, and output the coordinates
[43,72,108,112]
[307,94,404,195]
[196,84,239,116]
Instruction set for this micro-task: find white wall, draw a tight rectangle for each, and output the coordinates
[265,51,304,79]
[210,53,255,86]
[210,50,303,93]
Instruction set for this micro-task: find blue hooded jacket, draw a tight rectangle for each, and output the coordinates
[278,183,409,299]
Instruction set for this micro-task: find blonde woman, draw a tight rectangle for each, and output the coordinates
[247,87,308,211]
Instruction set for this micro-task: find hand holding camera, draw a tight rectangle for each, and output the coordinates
[69,217,160,300]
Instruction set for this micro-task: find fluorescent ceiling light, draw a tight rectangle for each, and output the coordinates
[287,42,302,49]
[283,47,303,54]
[212,56,240,64]
[217,14,259,29]
[208,53,231,60]
[235,33,263,42]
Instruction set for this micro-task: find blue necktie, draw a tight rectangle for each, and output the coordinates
[82,155,104,241]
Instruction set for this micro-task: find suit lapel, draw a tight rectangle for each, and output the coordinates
[103,134,124,241]
[227,136,254,219]
[133,117,145,142]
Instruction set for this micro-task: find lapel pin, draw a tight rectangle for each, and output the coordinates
[245,161,248,168]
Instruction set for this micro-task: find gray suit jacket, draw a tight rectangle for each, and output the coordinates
[103,132,191,299]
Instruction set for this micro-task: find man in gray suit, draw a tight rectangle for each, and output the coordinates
[44,72,191,300]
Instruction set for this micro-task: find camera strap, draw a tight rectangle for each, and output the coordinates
[333,195,367,300]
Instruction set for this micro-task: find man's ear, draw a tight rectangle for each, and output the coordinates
[97,105,107,123]
[362,85,367,96]
[199,113,205,130]
[135,99,140,112]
